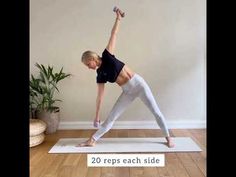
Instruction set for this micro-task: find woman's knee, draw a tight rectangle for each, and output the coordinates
[101,121,114,131]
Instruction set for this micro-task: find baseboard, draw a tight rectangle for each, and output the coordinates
[58,120,206,130]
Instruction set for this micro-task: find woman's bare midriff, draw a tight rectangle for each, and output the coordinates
[116,65,135,86]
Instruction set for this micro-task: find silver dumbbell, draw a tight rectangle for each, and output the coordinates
[113,6,125,17]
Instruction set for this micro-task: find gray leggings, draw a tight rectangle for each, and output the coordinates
[92,74,170,141]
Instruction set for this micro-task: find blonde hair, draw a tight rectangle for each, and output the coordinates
[81,51,100,63]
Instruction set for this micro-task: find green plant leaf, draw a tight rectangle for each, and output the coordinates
[30,63,71,112]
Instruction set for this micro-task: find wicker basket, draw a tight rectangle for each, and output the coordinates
[30,119,47,136]
[30,133,45,147]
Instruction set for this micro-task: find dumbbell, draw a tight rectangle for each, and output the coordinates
[113,6,125,17]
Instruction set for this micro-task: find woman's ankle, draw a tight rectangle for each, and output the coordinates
[90,137,96,143]
[165,136,175,148]
[165,136,171,141]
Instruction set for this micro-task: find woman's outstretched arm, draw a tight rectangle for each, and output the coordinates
[106,8,122,55]
[95,83,105,122]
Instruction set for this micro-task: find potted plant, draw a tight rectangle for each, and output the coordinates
[30,63,71,134]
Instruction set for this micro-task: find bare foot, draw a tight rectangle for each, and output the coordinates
[76,138,96,147]
[166,137,175,148]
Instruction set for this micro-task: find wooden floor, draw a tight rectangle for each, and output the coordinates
[30,129,206,177]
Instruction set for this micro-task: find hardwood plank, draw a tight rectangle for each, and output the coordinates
[128,129,146,137]
[142,167,159,177]
[172,129,206,177]
[30,129,206,177]
[176,152,205,177]
[189,129,206,148]
[143,129,163,137]
[116,129,128,138]
[41,154,67,177]
[86,167,101,177]
[57,165,73,177]
[172,129,206,176]
[157,166,174,177]
[184,129,206,176]
[103,129,118,138]
[165,153,190,177]
[71,154,88,177]
[94,130,119,177]
[101,167,116,177]
[114,167,130,177]
[145,129,190,177]
[62,154,82,166]
[130,167,144,177]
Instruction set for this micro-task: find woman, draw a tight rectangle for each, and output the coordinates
[78,8,175,148]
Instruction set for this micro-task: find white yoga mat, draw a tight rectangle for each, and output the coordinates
[48,137,202,153]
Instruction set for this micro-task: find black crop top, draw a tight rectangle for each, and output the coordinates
[96,49,125,83]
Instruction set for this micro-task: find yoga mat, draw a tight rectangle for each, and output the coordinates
[48,137,202,153]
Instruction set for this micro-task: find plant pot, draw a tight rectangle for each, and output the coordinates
[36,107,60,134]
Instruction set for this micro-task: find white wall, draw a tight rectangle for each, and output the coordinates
[30,0,206,128]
